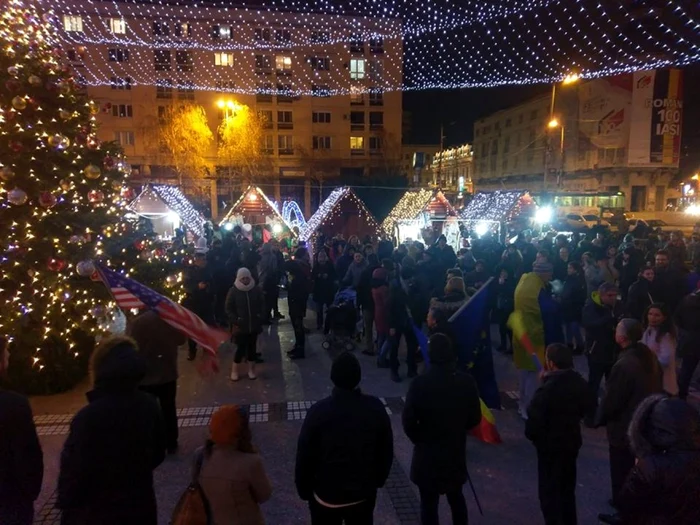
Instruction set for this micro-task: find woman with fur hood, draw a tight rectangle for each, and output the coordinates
[226,268,265,381]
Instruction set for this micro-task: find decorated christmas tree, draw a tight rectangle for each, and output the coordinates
[0,1,181,394]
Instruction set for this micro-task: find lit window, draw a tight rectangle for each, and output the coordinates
[111,104,133,118]
[109,18,126,34]
[176,22,191,37]
[215,25,232,39]
[63,15,83,32]
[276,55,292,71]
[350,59,366,80]
[214,52,234,67]
[350,136,364,150]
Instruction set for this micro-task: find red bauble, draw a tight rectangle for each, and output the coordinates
[39,191,57,208]
[88,189,104,203]
[87,137,100,150]
[134,240,146,251]
[103,155,115,169]
[47,258,66,272]
[9,140,23,152]
[74,133,87,145]
[121,187,136,200]
[5,79,20,91]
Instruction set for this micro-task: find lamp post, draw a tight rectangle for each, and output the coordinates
[216,99,242,201]
[543,73,579,191]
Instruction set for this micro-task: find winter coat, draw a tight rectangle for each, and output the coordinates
[183,264,214,320]
[285,260,312,318]
[641,328,678,395]
[225,285,265,335]
[494,277,516,319]
[197,446,272,525]
[596,343,663,448]
[334,254,353,286]
[0,389,43,525]
[559,273,586,323]
[257,244,279,293]
[618,396,700,525]
[402,364,481,491]
[311,261,336,304]
[525,369,593,454]
[295,388,393,505]
[388,277,411,330]
[464,270,489,290]
[356,263,379,310]
[343,261,368,289]
[552,257,570,282]
[652,267,687,314]
[582,292,622,365]
[675,291,700,398]
[584,265,605,296]
[128,310,187,386]
[664,240,688,269]
[625,278,656,321]
[57,346,165,525]
[371,278,390,336]
[428,291,468,350]
[436,245,457,271]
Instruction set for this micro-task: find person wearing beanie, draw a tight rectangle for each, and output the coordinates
[196,405,272,525]
[402,334,481,524]
[512,259,564,419]
[296,352,393,523]
[285,247,312,359]
[57,336,166,524]
[226,267,265,381]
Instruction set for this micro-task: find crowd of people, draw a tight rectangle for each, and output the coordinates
[4,222,700,525]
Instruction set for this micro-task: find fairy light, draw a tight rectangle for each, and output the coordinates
[219,185,295,235]
[281,200,306,229]
[461,190,529,222]
[299,187,379,242]
[382,189,456,236]
[128,183,206,238]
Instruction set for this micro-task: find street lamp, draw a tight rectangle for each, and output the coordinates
[544,73,580,190]
[217,98,241,119]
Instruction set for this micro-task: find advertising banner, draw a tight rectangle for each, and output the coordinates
[578,74,632,150]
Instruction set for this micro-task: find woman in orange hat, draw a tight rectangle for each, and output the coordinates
[197,405,272,524]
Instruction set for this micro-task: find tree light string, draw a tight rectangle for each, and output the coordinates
[37,0,700,92]
[128,183,206,237]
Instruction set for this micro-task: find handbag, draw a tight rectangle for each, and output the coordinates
[170,449,213,525]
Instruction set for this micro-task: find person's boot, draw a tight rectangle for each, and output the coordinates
[230,362,239,381]
[248,362,257,380]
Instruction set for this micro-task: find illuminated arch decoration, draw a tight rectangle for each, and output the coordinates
[282,200,306,230]
[300,187,379,242]
[220,186,296,236]
[40,0,699,92]
[128,184,206,238]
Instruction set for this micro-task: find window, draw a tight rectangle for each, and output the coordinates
[275,55,292,74]
[255,54,272,73]
[518,114,524,124]
[213,25,231,39]
[258,110,273,128]
[350,86,364,105]
[175,22,191,37]
[367,60,383,82]
[505,118,512,128]
[176,51,193,72]
[254,28,271,42]
[309,56,330,71]
[369,37,384,53]
[109,18,126,34]
[310,31,330,43]
[369,136,382,151]
[277,83,293,102]
[278,135,293,154]
[262,135,274,154]
[502,159,508,171]
[256,82,273,102]
[350,35,364,53]
[504,136,511,153]
[274,29,291,44]
[350,136,364,153]
[110,76,131,90]
[491,141,498,155]
[111,104,133,118]
[530,109,538,120]
[63,15,83,32]
[277,110,293,129]
[114,131,135,146]
[312,112,331,124]
[313,136,331,150]
[369,111,383,129]
[108,48,129,62]
[312,84,331,97]
[153,21,169,36]
[178,81,194,100]
[154,50,171,71]
[350,59,366,80]
[350,111,365,131]
[215,52,234,67]
[156,79,172,99]
[369,89,383,106]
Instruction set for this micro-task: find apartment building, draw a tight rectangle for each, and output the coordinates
[428,144,474,195]
[471,70,683,212]
[55,1,403,216]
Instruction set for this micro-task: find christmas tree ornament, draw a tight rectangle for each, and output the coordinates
[83,164,101,179]
[47,134,64,148]
[58,136,71,150]
[90,305,106,317]
[103,155,115,169]
[27,75,42,86]
[68,234,86,244]
[47,258,66,272]
[76,260,96,277]
[59,109,71,120]
[87,137,100,150]
[7,188,28,205]
[11,96,27,110]
[5,79,21,91]
[87,189,104,203]
[38,191,57,208]
[88,101,99,115]
[8,141,23,153]
[56,80,70,94]
[7,66,18,76]
[59,178,72,190]
[0,167,15,181]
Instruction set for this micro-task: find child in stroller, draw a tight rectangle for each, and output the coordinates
[322,288,358,351]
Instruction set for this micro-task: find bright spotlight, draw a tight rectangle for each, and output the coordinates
[536,206,553,224]
[167,211,180,225]
[685,205,700,216]
[475,222,489,237]
[272,223,283,234]
[223,222,234,231]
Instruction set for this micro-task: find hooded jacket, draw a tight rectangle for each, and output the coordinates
[582,291,622,365]
[225,269,265,335]
[311,259,336,304]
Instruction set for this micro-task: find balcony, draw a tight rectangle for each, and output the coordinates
[279,148,294,156]
[277,122,293,130]
[351,124,365,131]
[370,123,383,131]
[351,149,364,156]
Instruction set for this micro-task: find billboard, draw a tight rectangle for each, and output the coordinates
[578,74,632,150]
[627,69,683,167]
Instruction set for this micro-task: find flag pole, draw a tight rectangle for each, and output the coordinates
[447,277,495,323]
[466,467,484,516]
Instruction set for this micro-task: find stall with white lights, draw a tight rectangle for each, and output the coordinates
[382,189,458,247]
[300,187,380,244]
[220,186,296,237]
[128,184,205,240]
[460,190,537,242]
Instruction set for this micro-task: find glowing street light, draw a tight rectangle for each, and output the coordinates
[548,118,560,129]
[562,73,580,85]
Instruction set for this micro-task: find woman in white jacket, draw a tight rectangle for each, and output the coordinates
[641,303,678,395]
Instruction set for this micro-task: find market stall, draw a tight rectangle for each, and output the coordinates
[128,184,205,239]
[460,190,537,242]
[219,186,296,238]
[382,189,458,247]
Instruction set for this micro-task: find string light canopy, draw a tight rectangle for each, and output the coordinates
[300,186,379,242]
[461,190,534,223]
[37,0,699,92]
[220,185,296,235]
[128,183,206,238]
[382,188,456,236]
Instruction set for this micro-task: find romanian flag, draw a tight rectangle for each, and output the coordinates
[471,398,502,444]
[508,310,543,371]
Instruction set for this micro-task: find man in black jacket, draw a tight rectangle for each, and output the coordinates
[652,250,686,314]
[624,266,655,321]
[402,334,481,525]
[526,343,593,525]
[387,266,420,382]
[184,251,214,360]
[295,352,393,524]
[0,337,43,525]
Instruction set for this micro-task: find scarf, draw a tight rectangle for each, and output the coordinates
[234,268,255,292]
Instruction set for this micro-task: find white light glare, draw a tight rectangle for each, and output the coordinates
[535,206,553,224]
[475,222,489,237]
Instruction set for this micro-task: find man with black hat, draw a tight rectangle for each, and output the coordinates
[295,352,393,524]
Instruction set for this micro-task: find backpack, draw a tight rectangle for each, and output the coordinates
[170,449,213,525]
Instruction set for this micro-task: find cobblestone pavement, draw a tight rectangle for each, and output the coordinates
[29,307,613,524]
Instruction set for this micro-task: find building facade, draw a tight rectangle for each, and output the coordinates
[400,144,441,186]
[54,1,403,217]
[428,144,474,195]
[471,70,684,212]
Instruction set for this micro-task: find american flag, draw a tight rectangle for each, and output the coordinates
[96,263,227,356]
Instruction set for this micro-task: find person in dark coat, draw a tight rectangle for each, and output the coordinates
[674,290,700,400]
[207,238,231,325]
[464,259,489,290]
[595,319,663,523]
[435,234,457,272]
[493,268,516,354]
[311,250,336,331]
[226,267,265,381]
[0,337,43,525]
[625,267,656,322]
[552,246,571,282]
[402,334,481,525]
[560,261,586,354]
[664,231,688,270]
[334,244,354,285]
[357,254,380,355]
[652,250,686,314]
[427,277,468,354]
[295,352,393,524]
[286,248,312,359]
[258,242,280,324]
[617,247,643,304]
[612,395,700,525]
[387,266,421,381]
[128,310,187,454]
[57,336,165,525]
[183,250,214,360]
[582,282,623,423]
[526,343,594,525]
